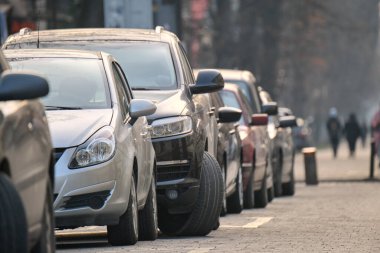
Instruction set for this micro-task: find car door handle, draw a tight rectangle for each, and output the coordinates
[229,129,236,135]
[208,107,216,116]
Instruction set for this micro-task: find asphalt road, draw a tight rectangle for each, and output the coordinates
[56,144,380,252]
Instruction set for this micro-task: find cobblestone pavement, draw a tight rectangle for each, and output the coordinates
[56,144,380,252]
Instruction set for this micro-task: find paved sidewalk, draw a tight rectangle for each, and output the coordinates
[295,143,379,182]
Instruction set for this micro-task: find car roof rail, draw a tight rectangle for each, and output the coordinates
[19,27,32,35]
[155,26,164,33]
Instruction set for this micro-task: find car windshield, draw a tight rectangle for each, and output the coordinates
[224,80,261,114]
[219,90,245,125]
[8,57,111,109]
[11,41,178,90]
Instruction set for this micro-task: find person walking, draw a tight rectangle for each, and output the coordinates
[360,121,368,148]
[326,107,342,158]
[370,104,380,165]
[344,113,361,157]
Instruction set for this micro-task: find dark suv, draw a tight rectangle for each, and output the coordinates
[3,27,224,236]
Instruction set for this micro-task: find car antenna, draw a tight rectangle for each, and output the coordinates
[36,11,40,48]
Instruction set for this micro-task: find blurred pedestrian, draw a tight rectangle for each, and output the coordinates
[370,104,380,165]
[344,113,361,157]
[326,107,342,158]
[360,121,368,148]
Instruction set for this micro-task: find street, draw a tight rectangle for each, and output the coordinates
[55,144,380,252]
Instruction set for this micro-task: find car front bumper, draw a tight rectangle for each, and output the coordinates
[152,132,203,214]
[53,148,131,227]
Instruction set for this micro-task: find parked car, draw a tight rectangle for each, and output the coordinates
[0,50,55,253]
[259,87,297,196]
[3,27,225,236]
[219,83,271,208]
[293,117,313,151]
[5,49,158,246]
[209,92,243,215]
[219,69,277,205]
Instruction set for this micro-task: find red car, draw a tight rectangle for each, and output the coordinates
[219,84,270,208]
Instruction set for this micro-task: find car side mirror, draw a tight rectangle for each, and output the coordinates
[218,107,242,123]
[261,102,278,116]
[190,69,224,94]
[0,70,49,101]
[129,99,157,118]
[251,113,268,126]
[279,115,297,128]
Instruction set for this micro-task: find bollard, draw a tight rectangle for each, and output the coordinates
[370,140,375,179]
[302,147,318,185]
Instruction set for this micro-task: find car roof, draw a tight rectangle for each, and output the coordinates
[3,48,104,59]
[217,69,256,84]
[4,27,176,45]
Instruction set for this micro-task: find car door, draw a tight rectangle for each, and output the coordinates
[113,62,152,205]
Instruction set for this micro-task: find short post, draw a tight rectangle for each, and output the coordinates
[302,147,318,185]
[369,140,375,179]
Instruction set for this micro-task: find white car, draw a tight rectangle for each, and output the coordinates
[6,49,158,246]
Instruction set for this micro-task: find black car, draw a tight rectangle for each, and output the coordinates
[209,92,243,215]
[218,69,277,205]
[3,27,225,236]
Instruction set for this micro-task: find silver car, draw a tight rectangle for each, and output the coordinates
[0,50,54,253]
[6,49,158,246]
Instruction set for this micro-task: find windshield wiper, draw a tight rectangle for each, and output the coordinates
[132,87,162,91]
[44,105,83,110]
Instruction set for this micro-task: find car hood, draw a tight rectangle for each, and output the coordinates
[133,89,189,121]
[47,109,113,148]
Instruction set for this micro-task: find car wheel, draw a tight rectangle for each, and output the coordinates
[138,172,158,241]
[243,166,255,209]
[273,152,283,197]
[0,173,28,253]
[220,162,227,217]
[31,179,55,253]
[267,186,274,202]
[254,172,268,208]
[282,166,295,196]
[158,152,223,236]
[107,172,138,245]
[227,165,243,214]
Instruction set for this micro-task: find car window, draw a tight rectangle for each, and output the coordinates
[112,64,130,118]
[177,42,195,84]
[219,90,245,125]
[225,80,261,113]
[113,62,133,101]
[8,57,111,109]
[23,41,178,90]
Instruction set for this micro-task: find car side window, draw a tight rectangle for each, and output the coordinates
[112,63,130,119]
[113,62,133,101]
[177,42,195,84]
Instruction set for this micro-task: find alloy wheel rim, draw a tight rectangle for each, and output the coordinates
[132,181,138,237]
[238,167,243,207]
[152,178,158,230]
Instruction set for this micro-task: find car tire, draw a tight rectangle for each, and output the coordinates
[220,162,227,217]
[267,186,274,202]
[273,152,283,197]
[226,165,243,214]
[243,166,255,209]
[0,173,28,253]
[158,152,223,236]
[254,172,268,208]
[107,172,138,246]
[31,179,55,253]
[282,166,295,196]
[138,173,158,241]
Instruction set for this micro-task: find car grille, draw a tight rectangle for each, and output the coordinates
[61,190,111,210]
[157,164,191,182]
[54,148,66,164]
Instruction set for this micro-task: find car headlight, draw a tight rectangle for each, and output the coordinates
[69,126,116,169]
[150,116,192,138]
